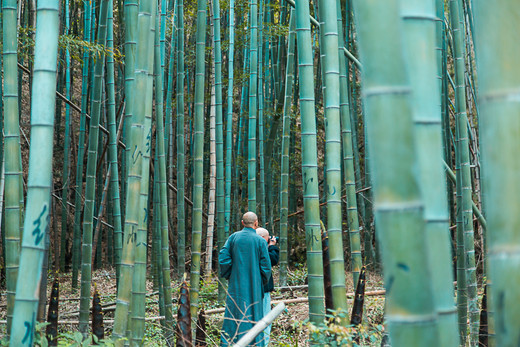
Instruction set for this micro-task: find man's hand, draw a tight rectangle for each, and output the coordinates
[268,236,277,246]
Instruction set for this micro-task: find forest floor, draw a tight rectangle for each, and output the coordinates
[0,265,386,346]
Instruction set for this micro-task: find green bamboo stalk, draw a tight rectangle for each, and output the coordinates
[112,0,153,341]
[206,60,216,275]
[465,2,494,345]
[164,3,176,241]
[152,174,166,323]
[130,9,155,339]
[352,0,440,344]
[176,0,186,277]
[258,0,266,222]
[190,0,207,330]
[400,0,459,344]
[248,0,258,213]
[224,0,235,240]
[158,0,169,193]
[449,0,479,343]
[165,30,175,263]
[234,48,249,230]
[472,3,520,346]
[59,0,72,272]
[123,0,139,179]
[91,164,115,262]
[273,11,284,100]
[318,0,348,319]
[71,0,91,289]
[345,8,366,233]
[130,122,152,345]
[94,138,105,270]
[153,5,174,339]
[0,6,3,218]
[336,0,362,286]
[221,0,235,301]
[278,8,296,287]
[107,177,114,266]
[79,0,109,335]
[288,123,297,257]
[294,0,325,324]
[55,56,64,152]
[262,0,273,227]
[363,130,377,270]
[89,3,96,111]
[106,0,124,284]
[159,0,167,84]
[3,0,22,332]
[214,0,225,275]
[9,0,60,342]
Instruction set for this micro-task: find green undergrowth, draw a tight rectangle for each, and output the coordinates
[307,310,384,346]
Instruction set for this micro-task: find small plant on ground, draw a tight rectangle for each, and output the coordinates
[303,310,384,346]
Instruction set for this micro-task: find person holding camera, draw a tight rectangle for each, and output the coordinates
[256,227,279,346]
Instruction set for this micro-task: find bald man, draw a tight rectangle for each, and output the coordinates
[256,228,279,346]
[219,212,271,346]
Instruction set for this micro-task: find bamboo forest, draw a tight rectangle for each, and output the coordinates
[0,0,517,345]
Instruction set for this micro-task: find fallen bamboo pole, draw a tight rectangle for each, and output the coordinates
[205,290,386,315]
[275,285,309,292]
[233,303,286,347]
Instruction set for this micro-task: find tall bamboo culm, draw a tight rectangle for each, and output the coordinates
[164,6,175,220]
[129,2,156,343]
[294,0,325,324]
[213,0,225,269]
[3,0,22,333]
[206,62,217,275]
[106,0,124,283]
[153,1,174,339]
[235,48,249,229]
[449,0,479,344]
[400,0,459,344]
[222,0,235,301]
[224,0,235,240]
[352,0,440,344]
[123,0,139,179]
[278,8,296,287]
[176,0,186,277]
[59,0,73,272]
[112,0,153,341]
[473,2,520,346]
[257,0,266,222]
[318,0,348,320]
[9,0,60,343]
[247,0,259,213]
[79,0,109,335]
[336,0,362,286]
[71,0,92,289]
[190,0,207,332]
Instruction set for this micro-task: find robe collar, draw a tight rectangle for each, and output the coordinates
[243,227,256,233]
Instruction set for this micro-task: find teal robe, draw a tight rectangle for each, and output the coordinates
[219,227,272,346]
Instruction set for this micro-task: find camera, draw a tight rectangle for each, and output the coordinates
[270,236,280,243]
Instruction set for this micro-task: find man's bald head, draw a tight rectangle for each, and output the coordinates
[242,212,258,228]
[256,227,269,239]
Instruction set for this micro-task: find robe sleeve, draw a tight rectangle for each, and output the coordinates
[259,242,272,285]
[268,245,280,267]
[219,236,233,279]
